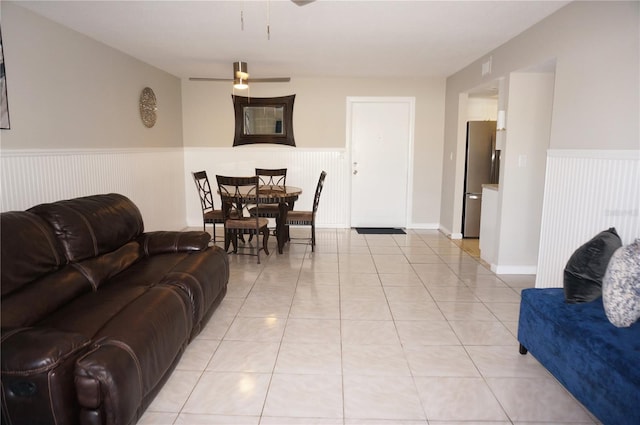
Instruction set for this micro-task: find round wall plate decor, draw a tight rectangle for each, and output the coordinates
[139,87,157,128]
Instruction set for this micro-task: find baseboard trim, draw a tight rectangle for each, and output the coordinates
[408,222,440,230]
[438,225,462,239]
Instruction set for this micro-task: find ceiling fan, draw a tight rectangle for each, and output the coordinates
[189,62,291,87]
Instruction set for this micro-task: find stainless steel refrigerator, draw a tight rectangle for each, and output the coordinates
[462,121,499,238]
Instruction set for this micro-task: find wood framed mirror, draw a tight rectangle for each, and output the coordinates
[232,95,296,147]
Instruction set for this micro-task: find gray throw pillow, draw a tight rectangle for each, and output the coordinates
[563,227,622,303]
[602,239,640,328]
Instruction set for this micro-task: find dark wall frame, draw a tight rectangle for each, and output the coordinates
[232,94,296,147]
[1,26,10,130]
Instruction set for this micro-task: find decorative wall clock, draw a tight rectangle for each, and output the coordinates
[139,87,157,128]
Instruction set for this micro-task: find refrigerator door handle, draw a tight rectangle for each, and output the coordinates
[468,194,480,200]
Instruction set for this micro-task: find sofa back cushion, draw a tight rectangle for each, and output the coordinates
[1,266,94,327]
[29,193,144,262]
[0,211,67,297]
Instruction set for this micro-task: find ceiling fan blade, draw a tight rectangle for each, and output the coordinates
[189,77,232,81]
[191,62,291,83]
[249,77,291,83]
[190,60,290,84]
[190,77,291,83]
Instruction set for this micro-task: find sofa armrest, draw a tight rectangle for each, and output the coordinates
[138,231,211,256]
[1,327,91,425]
[75,338,152,425]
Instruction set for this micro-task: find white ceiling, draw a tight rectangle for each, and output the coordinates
[17,0,570,81]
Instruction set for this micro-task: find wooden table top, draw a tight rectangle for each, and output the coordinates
[220,185,302,203]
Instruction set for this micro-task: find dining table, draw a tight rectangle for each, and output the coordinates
[220,185,302,254]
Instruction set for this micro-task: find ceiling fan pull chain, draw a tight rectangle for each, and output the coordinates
[267,0,271,40]
[240,1,244,30]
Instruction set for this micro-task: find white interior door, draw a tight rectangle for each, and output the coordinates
[349,97,414,228]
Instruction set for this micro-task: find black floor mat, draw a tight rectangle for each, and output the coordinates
[355,227,406,235]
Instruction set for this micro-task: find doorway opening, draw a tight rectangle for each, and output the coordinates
[454,60,556,273]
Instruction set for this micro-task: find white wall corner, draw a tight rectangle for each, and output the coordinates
[440,225,462,239]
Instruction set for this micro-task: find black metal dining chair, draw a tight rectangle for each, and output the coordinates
[286,171,327,252]
[249,168,287,234]
[192,170,225,244]
[216,175,270,264]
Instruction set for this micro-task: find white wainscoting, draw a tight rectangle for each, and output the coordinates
[0,148,187,231]
[535,149,640,288]
[2,147,434,233]
[183,147,351,228]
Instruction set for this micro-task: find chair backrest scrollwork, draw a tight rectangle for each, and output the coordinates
[255,168,287,188]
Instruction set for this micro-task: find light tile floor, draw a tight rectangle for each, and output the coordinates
[139,228,599,425]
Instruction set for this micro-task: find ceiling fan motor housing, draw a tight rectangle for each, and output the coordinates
[234,61,249,79]
[233,61,249,89]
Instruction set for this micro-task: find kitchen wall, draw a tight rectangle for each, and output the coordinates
[440,1,639,280]
[0,2,186,230]
[466,97,497,121]
[441,1,639,233]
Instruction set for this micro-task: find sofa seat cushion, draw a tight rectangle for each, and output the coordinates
[156,247,229,337]
[37,282,150,338]
[90,285,192,390]
[37,249,227,339]
[36,253,189,337]
[518,288,640,425]
[104,250,227,337]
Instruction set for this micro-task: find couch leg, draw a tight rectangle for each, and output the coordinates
[519,343,528,355]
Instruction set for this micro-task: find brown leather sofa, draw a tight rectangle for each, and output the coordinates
[1,193,229,425]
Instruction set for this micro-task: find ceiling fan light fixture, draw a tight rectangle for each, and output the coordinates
[233,77,249,90]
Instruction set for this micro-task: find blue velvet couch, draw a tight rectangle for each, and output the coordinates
[518,288,640,425]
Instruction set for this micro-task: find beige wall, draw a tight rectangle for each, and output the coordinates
[440,1,640,235]
[0,2,183,149]
[183,77,445,149]
[495,72,554,271]
[0,2,188,229]
[182,77,447,226]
